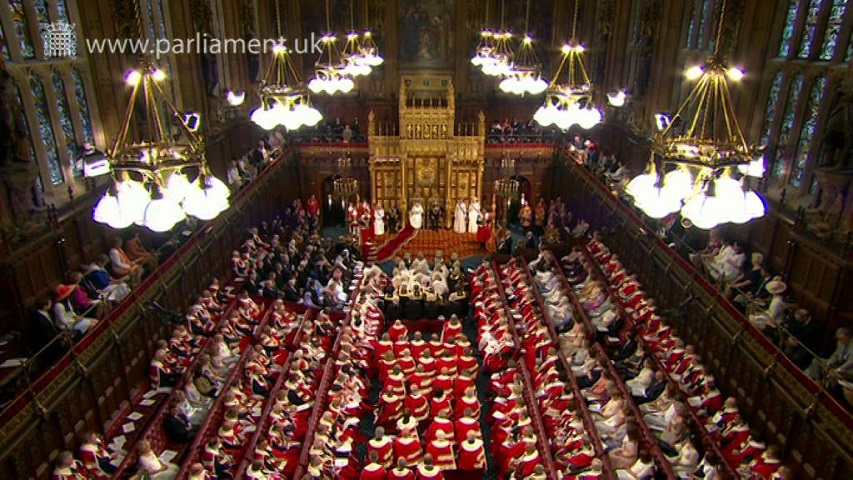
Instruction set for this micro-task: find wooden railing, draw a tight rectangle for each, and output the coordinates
[550,156,853,479]
[0,151,303,479]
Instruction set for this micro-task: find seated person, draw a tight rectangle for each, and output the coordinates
[125,233,159,270]
[136,440,179,479]
[806,327,853,389]
[747,280,787,332]
[108,236,143,285]
[83,255,131,303]
[704,240,746,285]
[53,284,98,336]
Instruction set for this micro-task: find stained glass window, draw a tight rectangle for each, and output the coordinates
[9,0,36,59]
[52,71,79,177]
[771,74,803,180]
[779,0,801,57]
[31,77,64,185]
[819,0,847,60]
[55,0,71,24]
[789,76,826,187]
[33,0,49,24]
[697,0,711,49]
[157,0,168,40]
[145,0,157,41]
[72,68,95,146]
[809,176,819,194]
[798,0,824,59]
[760,72,785,146]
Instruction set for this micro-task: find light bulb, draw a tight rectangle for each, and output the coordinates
[116,179,150,225]
[726,67,745,81]
[125,70,142,86]
[685,65,704,80]
[165,172,192,203]
[226,90,245,106]
[143,196,185,232]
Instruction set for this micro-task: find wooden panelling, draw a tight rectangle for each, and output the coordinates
[547,157,853,479]
[0,152,303,479]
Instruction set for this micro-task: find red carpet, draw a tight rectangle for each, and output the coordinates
[371,224,418,261]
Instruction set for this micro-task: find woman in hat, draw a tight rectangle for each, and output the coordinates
[52,283,98,336]
[748,279,787,331]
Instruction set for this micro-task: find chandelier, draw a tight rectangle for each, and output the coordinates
[494,157,521,201]
[533,1,601,130]
[92,60,229,232]
[333,155,359,201]
[499,0,547,95]
[626,0,765,229]
[251,44,323,130]
[339,1,383,76]
[471,0,515,77]
[308,0,356,95]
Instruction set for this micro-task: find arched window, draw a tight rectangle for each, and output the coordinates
[797,0,824,59]
[759,71,784,146]
[789,77,827,188]
[685,0,716,50]
[0,0,102,203]
[30,76,63,186]
[778,0,800,57]
[771,74,803,180]
[819,0,848,60]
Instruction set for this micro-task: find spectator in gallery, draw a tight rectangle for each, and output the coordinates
[806,327,852,388]
[83,254,131,302]
[125,232,158,270]
[109,236,143,285]
[53,283,98,336]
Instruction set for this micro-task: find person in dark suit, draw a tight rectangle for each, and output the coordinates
[164,404,196,442]
[783,309,824,369]
[243,271,261,296]
[27,297,68,368]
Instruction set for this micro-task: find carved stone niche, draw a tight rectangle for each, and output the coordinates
[807,169,851,243]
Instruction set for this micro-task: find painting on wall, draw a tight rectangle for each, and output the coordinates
[399,0,454,67]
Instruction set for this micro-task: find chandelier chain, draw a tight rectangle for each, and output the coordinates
[570,0,579,41]
[713,0,727,57]
[524,0,531,34]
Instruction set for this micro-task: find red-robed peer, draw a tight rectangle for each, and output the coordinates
[361,451,388,480]
[393,429,423,467]
[416,454,445,480]
[368,427,395,468]
[458,431,486,471]
[425,431,456,471]
[388,458,416,480]
[512,444,542,478]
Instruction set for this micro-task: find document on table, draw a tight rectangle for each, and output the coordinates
[159,450,178,464]
[127,412,144,421]
[122,422,135,434]
[139,398,156,407]
[143,389,159,399]
[0,358,27,368]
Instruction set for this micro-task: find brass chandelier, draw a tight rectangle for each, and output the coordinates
[333,155,359,201]
[626,0,765,229]
[92,57,229,232]
[251,0,322,130]
[533,0,601,130]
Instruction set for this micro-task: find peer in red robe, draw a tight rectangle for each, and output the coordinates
[360,451,389,480]
[416,455,445,480]
[513,445,542,478]
[458,433,486,471]
[393,431,423,467]
[425,436,456,471]
[388,458,416,480]
[368,427,395,468]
